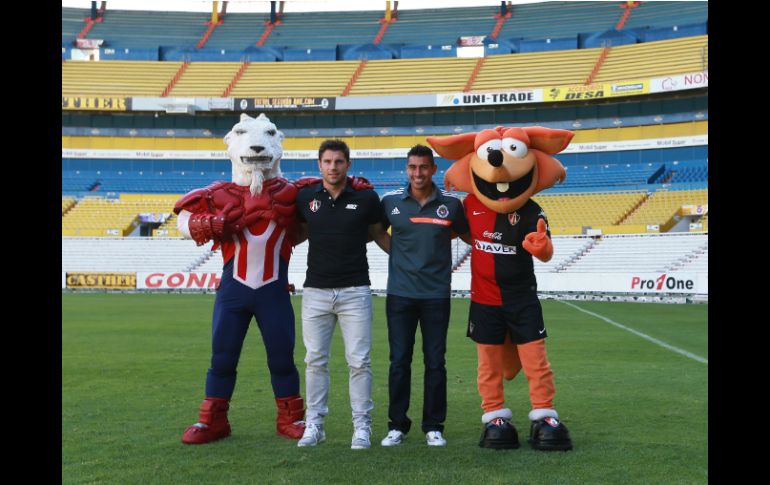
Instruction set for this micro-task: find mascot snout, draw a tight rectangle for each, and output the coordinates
[225,113,285,195]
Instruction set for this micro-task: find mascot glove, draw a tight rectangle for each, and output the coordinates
[188,213,226,246]
[522,219,553,262]
[293,176,322,190]
[349,176,373,190]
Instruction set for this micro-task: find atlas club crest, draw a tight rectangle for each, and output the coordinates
[508,212,520,226]
[309,199,321,213]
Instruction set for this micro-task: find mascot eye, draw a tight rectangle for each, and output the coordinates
[234,129,246,135]
[266,129,276,136]
[501,138,528,158]
[476,139,502,160]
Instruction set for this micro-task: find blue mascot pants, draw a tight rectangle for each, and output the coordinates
[205,258,300,399]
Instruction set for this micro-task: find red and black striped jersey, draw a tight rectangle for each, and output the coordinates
[464,194,550,306]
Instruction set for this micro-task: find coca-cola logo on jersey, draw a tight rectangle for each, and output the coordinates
[483,231,502,240]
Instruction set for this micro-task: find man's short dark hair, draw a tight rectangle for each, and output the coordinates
[407,144,434,165]
[318,139,350,162]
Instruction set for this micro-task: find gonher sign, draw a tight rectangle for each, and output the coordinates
[138,272,222,290]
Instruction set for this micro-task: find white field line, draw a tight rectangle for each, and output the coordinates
[559,300,708,365]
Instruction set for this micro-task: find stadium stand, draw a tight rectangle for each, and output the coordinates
[63,3,707,59]
[379,6,497,46]
[167,61,243,97]
[670,244,708,272]
[195,12,270,50]
[85,9,206,49]
[62,194,178,237]
[348,57,478,96]
[228,60,360,97]
[592,35,707,83]
[619,188,708,228]
[62,60,182,97]
[62,36,707,97]
[60,232,708,281]
[62,197,78,215]
[471,48,600,91]
[559,233,707,273]
[261,10,383,49]
[62,237,213,272]
[532,191,647,235]
[62,7,90,46]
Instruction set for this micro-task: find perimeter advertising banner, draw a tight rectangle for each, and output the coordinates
[436,89,543,107]
[451,272,706,294]
[650,71,708,93]
[137,272,222,290]
[62,96,130,111]
[234,97,335,110]
[66,272,137,289]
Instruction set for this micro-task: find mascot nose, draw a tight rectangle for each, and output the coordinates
[251,145,265,153]
[488,150,504,167]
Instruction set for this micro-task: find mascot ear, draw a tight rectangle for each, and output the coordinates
[426,133,477,161]
[443,156,473,193]
[533,151,567,193]
[241,113,253,122]
[523,127,574,155]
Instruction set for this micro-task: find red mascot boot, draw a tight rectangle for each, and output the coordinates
[275,396,306,439]
[181,397,232,444]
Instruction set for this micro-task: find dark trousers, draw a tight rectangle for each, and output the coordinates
[205,259,299,399]
[386,294,450,434]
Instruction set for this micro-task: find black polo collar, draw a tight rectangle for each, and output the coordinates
[400,181,441,204]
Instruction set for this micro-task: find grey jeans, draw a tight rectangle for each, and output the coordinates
[301,286,374,429]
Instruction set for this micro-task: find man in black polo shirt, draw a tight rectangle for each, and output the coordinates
[295,139,390,450]
[378,144,470,447]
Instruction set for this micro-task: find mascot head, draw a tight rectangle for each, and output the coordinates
[427,126,573,214]
[224,113,285,195]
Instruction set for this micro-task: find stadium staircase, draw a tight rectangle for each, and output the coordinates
[62,197,78,216]
[162,61,191,97]
[373,3,397,45]
[584,1,638,85]
[196,4,226,49]
[667,239,708,271]
[553,238,597,272]
[169,61,242,97]
[614,193,650,225]
[451,240,471,272]
[256,10,282,47]
[342,59,369,96]
[619,188,708,228]
[559,233,707,273]
[62,61,183,97]
[228,60,357,97]
[223,62,251,97]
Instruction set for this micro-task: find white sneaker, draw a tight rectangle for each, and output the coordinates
[351,426,371,449]
[426,431,447,446]
[381,430,406,446]
[297,423,325,447]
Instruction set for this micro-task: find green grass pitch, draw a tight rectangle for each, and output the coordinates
[62,293,707,484]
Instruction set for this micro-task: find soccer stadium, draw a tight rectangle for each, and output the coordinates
[61,1,708,483]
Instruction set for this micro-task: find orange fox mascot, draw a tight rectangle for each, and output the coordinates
[427,126,574,450]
